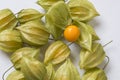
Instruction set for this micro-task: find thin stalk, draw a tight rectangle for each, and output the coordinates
[103,40,113,47]
[68,42,74,46]
[102,41,112,70]
[48,38,54,40]
[103,56,110,70]
[2,66,14,80]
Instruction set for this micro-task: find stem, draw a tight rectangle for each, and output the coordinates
[103,56,110,70]
[102,41,112,70]
[68,42,74,46]
[14,13,18,15]
[14,9,24,16]
[2,66,14,80]
[48,38,54,40]
[103,40,113,47]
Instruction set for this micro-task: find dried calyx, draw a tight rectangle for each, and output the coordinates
[44,40,70,65]
[10,47,40,69]
[37,0,65,11]
[80,42,106,69]
[45,1,72,40]
[0,30,22,53]
[0,9,18,32]
[16,20,50,46]
[68,0,99,22]
[82,67,107,80]
[21,57,48,80]
[54,59,80,80]
[46,63,55,80]
[6,70,26,80]
[17,8,44,23]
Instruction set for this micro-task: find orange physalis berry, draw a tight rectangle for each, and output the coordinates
[64,25,80,42]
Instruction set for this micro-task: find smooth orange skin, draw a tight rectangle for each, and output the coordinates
[64,25,80,42]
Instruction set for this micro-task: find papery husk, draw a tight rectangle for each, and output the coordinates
[0,30,22,53]
[86,24,99,41]
[11,47,40,70]
[6,70,26,80]
[68,0,99,22]
[45,1,72,40]
[54,59,80,80]
[21,57,48,80]
[37,0,64,11]
[80,42,106,69]
[44,41,70,65]
[82,67,107,80]
[0,9,18,32]
[17,8,44,23]
[73,20,92,51]
[16,20,50,46]
[73,20,99,51]
[46,63,55,80]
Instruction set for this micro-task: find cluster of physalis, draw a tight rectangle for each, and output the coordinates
[0,0,111,80]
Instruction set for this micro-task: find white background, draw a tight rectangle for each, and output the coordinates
[0,0,120,80]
